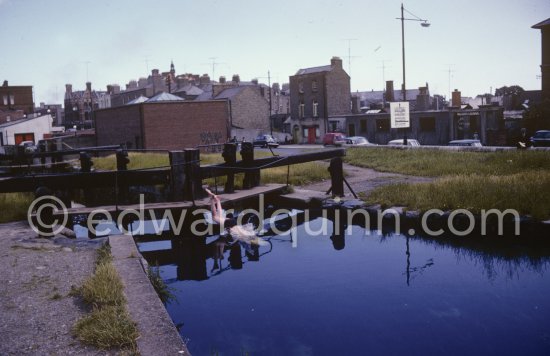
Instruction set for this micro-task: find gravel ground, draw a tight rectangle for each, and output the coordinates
[0,221,109,355]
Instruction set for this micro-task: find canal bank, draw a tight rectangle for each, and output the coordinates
[0,221,189,355]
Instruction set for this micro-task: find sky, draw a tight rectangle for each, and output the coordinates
[0,0,548,105]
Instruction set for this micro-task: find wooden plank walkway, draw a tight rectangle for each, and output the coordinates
[53,184,286,218]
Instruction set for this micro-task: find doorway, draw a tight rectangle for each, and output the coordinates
[307,127,316,144]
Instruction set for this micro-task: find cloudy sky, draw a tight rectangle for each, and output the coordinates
[0,0,548,104]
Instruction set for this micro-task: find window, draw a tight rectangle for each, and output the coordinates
[312,80,318,92]
[312,100,319,117]
[420,117,436,132]
[360,119,367,133]
[299,101,305,118]
[2,95,7,105]
[376,118,390,132]
[299,81,304,93]
[10,95,14,104]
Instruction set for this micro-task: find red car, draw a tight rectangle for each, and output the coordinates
[323,132,346,146]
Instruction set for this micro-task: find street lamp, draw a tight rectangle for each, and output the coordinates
[397,3,430,101]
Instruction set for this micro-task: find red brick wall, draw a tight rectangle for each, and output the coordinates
[94,105,143,148]
[94,101,230,150]
[0,86,34,114]
[142,101,230,149]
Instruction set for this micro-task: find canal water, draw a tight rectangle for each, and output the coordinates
[137,216,550,355]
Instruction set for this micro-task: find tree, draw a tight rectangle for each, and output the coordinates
[494,85,525,97]
[495,85,525,110]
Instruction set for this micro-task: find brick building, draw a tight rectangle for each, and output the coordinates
[289,57,351,144]
[345,91,504,146]
[0,80,34,115]
[533,18,550,103]
[195,75,270,132]
[64,82,108,127]
[94,100,231,150]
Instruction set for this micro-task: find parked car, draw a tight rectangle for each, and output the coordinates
[387,139,421,147]
[323,132,347,146]
[345,136,376,146]
[448,139,483,147]
[530,130,550,147]
[253,134,279,148]
[19,141,37,153]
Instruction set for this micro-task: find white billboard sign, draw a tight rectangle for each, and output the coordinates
[390,102,410,129]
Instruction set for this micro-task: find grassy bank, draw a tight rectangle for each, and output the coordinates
[93,151,330,188]
[345,147,550,177]
[73,245,138,352]
[347,147,550,220]
[0,192,34,223]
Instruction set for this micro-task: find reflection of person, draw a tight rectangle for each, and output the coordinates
[205,187,267,247]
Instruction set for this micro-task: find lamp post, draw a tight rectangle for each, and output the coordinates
[397,3,430,101]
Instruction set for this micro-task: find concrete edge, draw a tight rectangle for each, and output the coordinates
[108,235,190,356]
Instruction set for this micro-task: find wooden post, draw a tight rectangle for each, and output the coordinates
[222,143,237,193]
[184,148,202,202]
[80,151,94,206]
[116,149,129,203]
[240,142,260,189]
[79,151,93,173]
[169,151,185,201]
[328,157,344,197]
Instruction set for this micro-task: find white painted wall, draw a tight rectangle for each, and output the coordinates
[0,114,53,145]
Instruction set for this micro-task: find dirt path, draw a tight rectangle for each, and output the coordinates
[300,163,433,196]
[0,221,106,355]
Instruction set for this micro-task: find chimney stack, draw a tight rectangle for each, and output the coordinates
[65,84,72,94]
[232,74,240,84]
[86,82,92,92]
[251,78,259,85]
[330,56,343,69]
[351,96,360,114]
[385,80,394,102]
[452,89,461,107]
[199,74,211,86]
[219,76,226,84]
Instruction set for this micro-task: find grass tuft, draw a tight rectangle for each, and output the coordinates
[148,265,176,304]
[73,244,138,352]
[74,305,139,350]
[79,262,126,308]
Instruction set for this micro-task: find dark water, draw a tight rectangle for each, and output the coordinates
[138,217,550,356]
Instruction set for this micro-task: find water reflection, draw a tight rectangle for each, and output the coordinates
[137,208,550,355]
[138,208,550,285]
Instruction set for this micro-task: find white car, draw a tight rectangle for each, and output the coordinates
[387,139,421,147]
[345,136,377,146]
[19,140,37,153]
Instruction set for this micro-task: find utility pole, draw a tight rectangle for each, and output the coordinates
[255,72,274,135]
